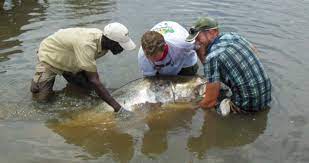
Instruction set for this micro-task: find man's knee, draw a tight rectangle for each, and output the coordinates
[30,79,55,102]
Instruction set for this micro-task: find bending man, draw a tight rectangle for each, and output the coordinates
[186,16,271,114]
[31,23,136,112]
[138,21,198,76]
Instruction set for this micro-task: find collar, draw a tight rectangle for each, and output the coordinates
[95,34,108,59]
[207,34,222,54]
[157,44,169,62]
[97,34,103,54]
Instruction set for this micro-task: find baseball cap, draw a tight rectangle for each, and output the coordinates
[186,16,219,42]
[103,22,136,50]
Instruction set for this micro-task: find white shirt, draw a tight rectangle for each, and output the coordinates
[138,21,198,76]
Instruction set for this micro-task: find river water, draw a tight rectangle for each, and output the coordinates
[1,0,309,162]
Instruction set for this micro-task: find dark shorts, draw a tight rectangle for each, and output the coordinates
[178,63,199,76]
[30,62,92,102]
[30,62,57,102]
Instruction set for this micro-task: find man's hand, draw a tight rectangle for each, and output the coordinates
[199,82,220,109]
[116,107,134,118]
[199,99,215,109]
[118,107,130,114]
[85,71,122,112]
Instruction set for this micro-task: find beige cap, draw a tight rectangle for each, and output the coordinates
[186,16,219,42]
[103,22,136,50]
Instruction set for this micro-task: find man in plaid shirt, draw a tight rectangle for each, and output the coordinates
[187,16,271,114]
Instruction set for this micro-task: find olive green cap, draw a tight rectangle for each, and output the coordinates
[186,16,219,42]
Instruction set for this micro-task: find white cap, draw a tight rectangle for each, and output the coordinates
[103,22,136,50]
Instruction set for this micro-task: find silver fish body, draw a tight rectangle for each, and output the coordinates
[99,76,207,112]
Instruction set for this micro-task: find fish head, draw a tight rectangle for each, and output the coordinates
[147,79,174,103]
[172,76,206,102]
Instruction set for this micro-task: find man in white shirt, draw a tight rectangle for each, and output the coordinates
[31,23,136,112]
[138,21,198,76]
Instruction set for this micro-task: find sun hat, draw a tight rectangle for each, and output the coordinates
[103,22,136,50]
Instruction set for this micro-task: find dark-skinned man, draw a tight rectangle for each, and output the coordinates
[186,16,271,115]
[30,23,136,113]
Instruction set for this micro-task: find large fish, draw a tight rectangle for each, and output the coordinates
[98,76,207,112]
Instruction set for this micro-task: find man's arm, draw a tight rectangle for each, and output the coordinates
[85,71,122,112]
[199,82,220,109]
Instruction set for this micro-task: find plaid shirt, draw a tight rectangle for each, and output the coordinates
[204,32,271,111]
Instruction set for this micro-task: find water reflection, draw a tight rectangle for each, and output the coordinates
[187,109,269,159]
[62,0,116,27]
[45,103,196,161]
[0,0,47,62]
[141,105,195,156]
[65,0,116,16]
[46,110,134,162]
[45,102,268,161]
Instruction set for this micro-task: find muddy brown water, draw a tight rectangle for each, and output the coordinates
[1,0,309,162]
